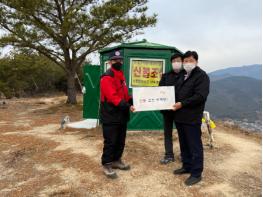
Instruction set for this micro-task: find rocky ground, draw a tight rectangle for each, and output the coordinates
[0,95,261,197]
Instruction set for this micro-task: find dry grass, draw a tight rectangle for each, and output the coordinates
[0,95,261,197]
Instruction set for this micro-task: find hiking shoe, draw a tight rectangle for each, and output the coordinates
[103,164,117,179]
[184,176,202,186]
[112,160,131,170]
[160,157,175,164]
[173,168,190,175]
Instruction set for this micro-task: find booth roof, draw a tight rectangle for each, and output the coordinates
[99,39,182,53]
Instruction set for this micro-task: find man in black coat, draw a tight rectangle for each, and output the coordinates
[159,53,183,164]
[172,51,210,186]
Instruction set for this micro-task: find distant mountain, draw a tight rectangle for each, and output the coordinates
[205,76,262,123]
[209,64,262,81]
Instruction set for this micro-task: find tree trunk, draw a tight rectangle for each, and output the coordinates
[66,72,77,104]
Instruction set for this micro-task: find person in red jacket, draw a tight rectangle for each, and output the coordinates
[100,50,135,179]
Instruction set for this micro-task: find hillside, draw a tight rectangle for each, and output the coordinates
[0,95,261,196]
[209,64,262,81]
[206,76,262,124]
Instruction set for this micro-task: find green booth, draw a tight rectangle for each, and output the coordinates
[83,39,182,130]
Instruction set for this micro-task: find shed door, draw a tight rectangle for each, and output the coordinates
[83,65,101,119]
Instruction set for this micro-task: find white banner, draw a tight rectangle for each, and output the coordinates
[132,86,175,112]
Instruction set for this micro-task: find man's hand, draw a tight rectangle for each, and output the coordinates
[130,105,136,112]
[172,102,182,111]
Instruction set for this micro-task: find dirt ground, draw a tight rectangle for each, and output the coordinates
[0,95,261,197]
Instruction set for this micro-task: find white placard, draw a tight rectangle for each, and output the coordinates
[132,86,175,112]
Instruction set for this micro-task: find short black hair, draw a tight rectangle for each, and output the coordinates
[170,53,183,62]
[183,51,198,61]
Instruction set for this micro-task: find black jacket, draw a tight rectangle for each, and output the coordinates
[159,70,180,115]
[159,70,180,86]
[174,66,210,124]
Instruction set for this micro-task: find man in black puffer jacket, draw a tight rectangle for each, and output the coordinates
[159,52,183,164]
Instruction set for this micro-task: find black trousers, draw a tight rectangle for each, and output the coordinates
[101,123,127,165]
[176,122,203,177]
[162,113,176,158]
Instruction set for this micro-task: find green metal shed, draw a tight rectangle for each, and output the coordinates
[83,39,182,130]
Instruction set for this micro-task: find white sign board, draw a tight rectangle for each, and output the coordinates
[132,86,175,112]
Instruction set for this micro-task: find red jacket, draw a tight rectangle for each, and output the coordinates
[100,67,131,104]
[100,67,132,124]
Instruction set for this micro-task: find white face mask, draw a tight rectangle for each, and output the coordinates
[172,62,182,72]
[183,63,196,73]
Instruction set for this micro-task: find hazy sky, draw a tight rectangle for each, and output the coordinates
[132,0,262,72]
[1,0,261,72]
[89,0,262,72]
